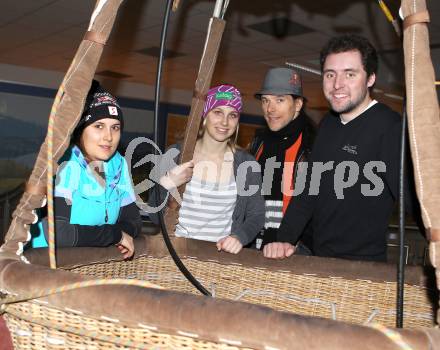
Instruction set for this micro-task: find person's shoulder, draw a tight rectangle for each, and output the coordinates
[318,111,339,130]
[57,147,81,176]
[321,110,338,123]
[234,148,258,162]
[249,126,270,150]
[166,143,181,151]
[370,102,401,123]
[365,103,401,136]
[58,146,75,164]
[111,150,126,166]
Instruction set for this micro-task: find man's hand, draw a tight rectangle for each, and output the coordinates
[216,236,243,254]
[116,232,135,259]
[159,161,194,190]
[263,242,295,259]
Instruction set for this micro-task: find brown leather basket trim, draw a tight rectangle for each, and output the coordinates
[192,90,207,101]
[427,228,440,242]
[403,10,430,31]
[25,183,46,196]
[84,31,107,45]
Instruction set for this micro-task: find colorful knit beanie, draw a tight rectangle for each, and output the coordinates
[202,84,242,118]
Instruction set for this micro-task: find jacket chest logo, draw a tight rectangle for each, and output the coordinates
[342,144,358,155]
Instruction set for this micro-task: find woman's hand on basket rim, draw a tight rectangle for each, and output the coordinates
[116,232,135,259]
[216,235,243,254]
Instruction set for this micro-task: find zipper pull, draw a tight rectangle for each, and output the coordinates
[105,209,108,223]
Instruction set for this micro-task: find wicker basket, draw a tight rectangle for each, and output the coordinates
[4,301,250,350]
[1,235,436,350]
[67,254,436,328]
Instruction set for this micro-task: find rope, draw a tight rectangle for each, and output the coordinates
[233,289,337,320]
[221,0,231,19]
[0,278,162,308]
[285,61,321,76]
[369,323,414,350]
[376,0,401,37]
[46,84,66,270]
[377,0,394,22]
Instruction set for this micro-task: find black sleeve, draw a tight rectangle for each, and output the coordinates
[43,197,124,247]
[247,135,262,156]
[380,120,401,201]
[276,121,325,245]
[117,202,142,238]
[380,119,416,215]
[277,161,317,244]
[147,182,169,225]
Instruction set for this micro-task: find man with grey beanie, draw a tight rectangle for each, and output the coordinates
[247,67,315,251]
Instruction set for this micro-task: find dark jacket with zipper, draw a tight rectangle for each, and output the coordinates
[247,112,316,249]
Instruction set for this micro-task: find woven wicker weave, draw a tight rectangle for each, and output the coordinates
[4,302,250,350]
[1,0,439,348]
[3,251,436,349]
[2,237,438,349]
[66,255,435,329]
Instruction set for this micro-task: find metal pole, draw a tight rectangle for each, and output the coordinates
[213,0,224,18]
[396,103,407,328]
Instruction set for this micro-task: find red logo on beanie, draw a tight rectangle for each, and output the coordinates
[98,95,114,103]
[108,106,118,116]
[289,72,300,87]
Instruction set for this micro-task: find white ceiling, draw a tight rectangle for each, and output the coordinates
[1,0,439,112]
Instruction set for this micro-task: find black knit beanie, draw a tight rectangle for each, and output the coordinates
[75,80,124,135]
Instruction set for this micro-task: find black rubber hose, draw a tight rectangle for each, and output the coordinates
[396,103,407,328]
[373,0,406,327]
[153,0,211,296]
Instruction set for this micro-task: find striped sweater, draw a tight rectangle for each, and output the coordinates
[148,145,265,246]
[176,177,237,242]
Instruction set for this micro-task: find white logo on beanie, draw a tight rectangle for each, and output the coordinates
[108,106,118,116]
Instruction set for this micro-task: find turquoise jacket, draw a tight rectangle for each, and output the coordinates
[32,146,136,248]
